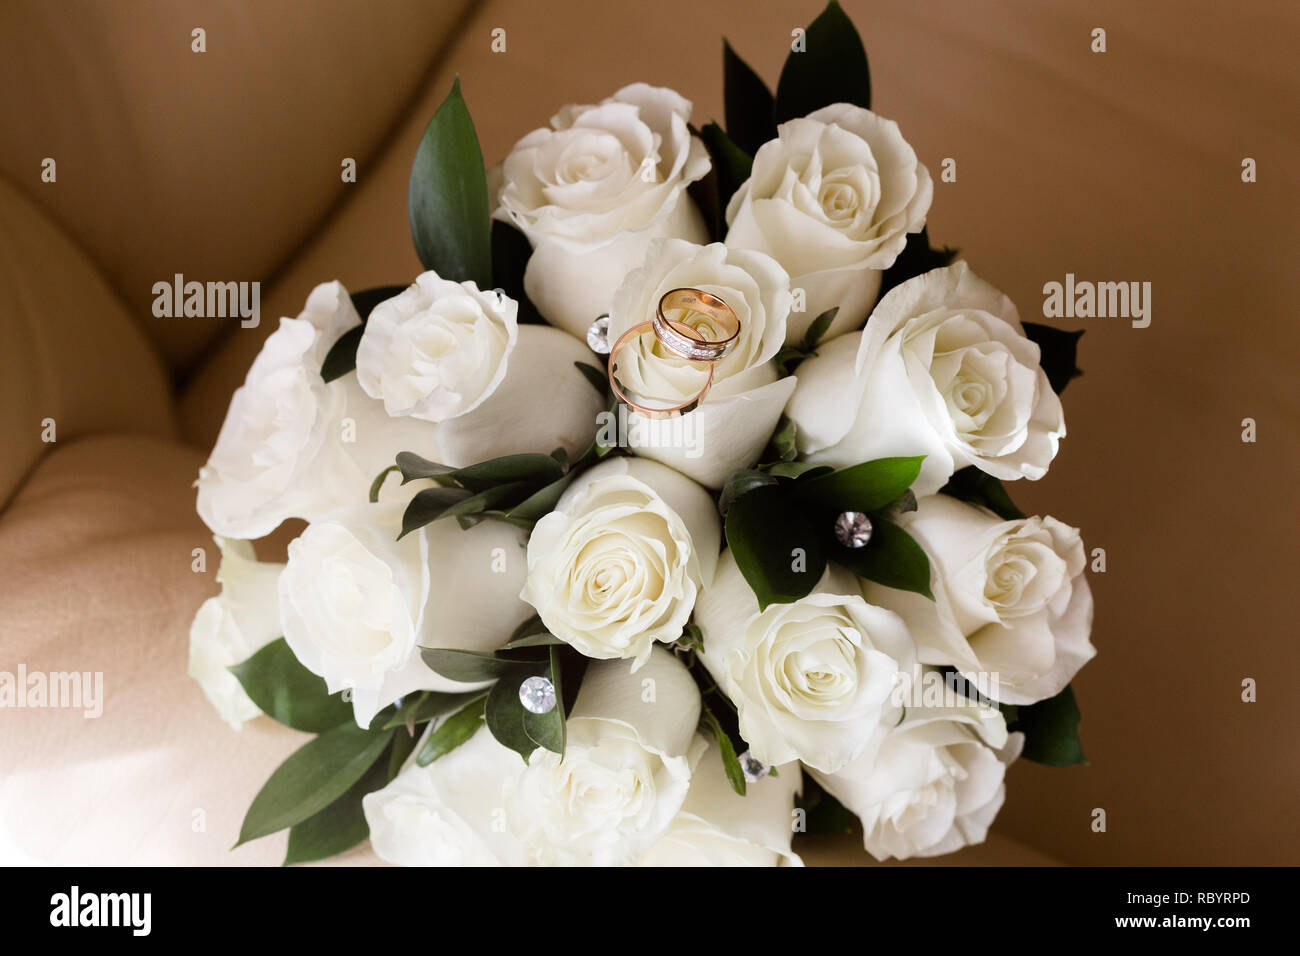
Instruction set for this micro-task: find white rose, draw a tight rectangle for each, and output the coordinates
[694,552,916,773]
[355,271,517,423]
[813,696,1023,861]
[363,724,530,866]
[187,537,283,730]
[638,741,803,867]
[504,647,706,865]
[521,457,720,668]
[863,494,1095,705]
[607,239,797,488]
[786,262,1066,496]
[196,281,438,538]
[494,83,710,338]
[432,325,605,468]
[725,104,932,342]
[280,502,533,727]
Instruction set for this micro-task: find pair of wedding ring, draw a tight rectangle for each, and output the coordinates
[607,288,740,419]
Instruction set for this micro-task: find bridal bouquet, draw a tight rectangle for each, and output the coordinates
[190,2,1094,866]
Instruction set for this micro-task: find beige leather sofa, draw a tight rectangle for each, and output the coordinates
[1,0,1295,866]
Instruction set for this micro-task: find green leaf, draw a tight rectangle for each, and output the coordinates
[699,122,754,213]
[318,285,407,382]
[794,456,925,515]
[228,638,353,733]
[320,325,365,384]
[834,517,933,599]
[235,722,394,847]
[574,360,609,396]
[1010,685,1087,766]
[398,486,473,538]
[420,647,519,683]
[416,694,488,766]
[485,664,548,762]
[725,483,825,609]
[774,0,871,123]
[522,646,565,756]
[1022,322,1085,395]
[506,474,573,523]
[795,772,858,834]
[491,220,544,324]
[386,727,418,780]
[395,451,455,484]
[878,227,958,302]
[799,307,839,353]
[940,466,1027,521]
[369,465,399,503]
[501,631,565,650]
[450,453,564,493]
[723,39,777,156]
[408,77,491,286]
[719,468,778,516]
[380,690,483,730]
[700,704,746,796]
[761,461,833,481]
[764,416,798,463]
[282,748,390,866]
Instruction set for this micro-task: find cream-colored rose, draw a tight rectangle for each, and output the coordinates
[813,696,1022,861]
[280,502,533,727]
[725,104,932,342]
[863,493,1095,706]
[787,262,1066,496]
[187,537,283,730]
[521,457,719,668]
[607,239,796,488]
[196,281,438,538]
[503,648,706,865]
[695,552,916,773]
[494,83,710,338]
[638,741,803,867]
[355,271,517,423]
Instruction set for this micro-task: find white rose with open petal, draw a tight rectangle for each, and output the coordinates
[694,552,916,773]
[725,104,932,342]
[196,282,439,538]
[364,724,530,866]
[787,262,1066,496]
[494,83,710,338]
[355,271,517,423]
[813,696,1023,861]
[607,239,796,488]
[188,537,283,730]
[520,457,719,668]
[504,648,706,866]
[432,325,605,468]
[639,741,803,867]
[862,493,1095,706]
[280,503,533,728]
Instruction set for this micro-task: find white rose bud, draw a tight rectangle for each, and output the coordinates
[695,552,916,773]
[355,271,517,423]
[863,494,1095,706]
[787,262,1066,496]
[638,741,803,867]
[503,647,707,865]
[196,281,438,539]
[280,502,533,727]
[725,104,932,342]
[521,457,719,668]
[494,83,710,338]
[363,724,529,866]
[813,696,1023,861]
[607,239,797,488]
[187,537,283,730]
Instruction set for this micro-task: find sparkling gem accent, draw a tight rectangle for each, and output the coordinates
[587,315,611,354]
[834,511,873,549]
[738,750,769,783]
[519,676,557,714]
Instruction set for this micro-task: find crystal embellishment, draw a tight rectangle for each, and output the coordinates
[587,315,611,354]
[834,511,873,549]
[738,750,769,783]
[519,676,557,714]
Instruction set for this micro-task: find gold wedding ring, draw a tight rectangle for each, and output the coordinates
[607,288,740,419]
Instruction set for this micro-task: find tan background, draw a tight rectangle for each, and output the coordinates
[0,0,1296,865]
